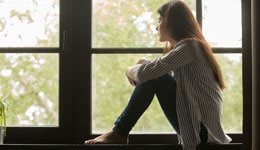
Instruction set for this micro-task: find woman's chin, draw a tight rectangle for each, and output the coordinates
[159,38,166,42]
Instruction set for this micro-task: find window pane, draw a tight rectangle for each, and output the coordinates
[0,0,59,47]
[91,53,242,133]
[202,0,242,47]
[92,0,196,48]
[0,54,59,126]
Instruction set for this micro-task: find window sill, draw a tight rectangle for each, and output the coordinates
[1,143,242,150]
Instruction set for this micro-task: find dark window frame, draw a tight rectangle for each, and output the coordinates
[1,0,76,144]
[0,0,252,147]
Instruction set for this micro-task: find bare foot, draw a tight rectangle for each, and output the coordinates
[84,131,129,144]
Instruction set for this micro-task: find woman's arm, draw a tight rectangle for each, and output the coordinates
[126,66,138,86]
[128,40,199,84]
[126,57,150,86]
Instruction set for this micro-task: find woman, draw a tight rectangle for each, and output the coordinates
[85,0,231,149]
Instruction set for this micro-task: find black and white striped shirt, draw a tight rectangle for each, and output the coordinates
[132,38,232,150]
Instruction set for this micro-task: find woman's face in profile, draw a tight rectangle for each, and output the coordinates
[156,16,171,42]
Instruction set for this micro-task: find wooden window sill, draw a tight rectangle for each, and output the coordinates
[1,143,242,150]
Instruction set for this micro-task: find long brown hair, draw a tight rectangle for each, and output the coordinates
[157,0,225,89]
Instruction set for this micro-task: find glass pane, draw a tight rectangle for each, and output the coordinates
[0,53,59,126]
[91,53,242,133]
[202,0,242,47]
[92,0,196,48]
[0,0,59,47]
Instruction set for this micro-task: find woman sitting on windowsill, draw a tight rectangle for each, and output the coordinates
[85,1,231,150]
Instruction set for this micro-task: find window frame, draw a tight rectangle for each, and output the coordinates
[1,0,76,144]
[0,0,252,146]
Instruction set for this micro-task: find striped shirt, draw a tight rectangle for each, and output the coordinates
[132,38,232,150]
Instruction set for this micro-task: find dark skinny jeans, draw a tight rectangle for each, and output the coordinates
[113,74,180,135]
[112,74,208,145]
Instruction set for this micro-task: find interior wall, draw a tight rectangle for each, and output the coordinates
[252,0,260,149]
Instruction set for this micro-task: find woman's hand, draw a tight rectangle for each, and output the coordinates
[126,76,136,86]
[126,66,136,86]
[126,57,148,86]
[136,57,150,64]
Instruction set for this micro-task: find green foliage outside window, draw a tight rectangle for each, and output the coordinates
[0,54,59,126]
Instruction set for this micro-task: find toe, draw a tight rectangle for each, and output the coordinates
[85,139,93,144]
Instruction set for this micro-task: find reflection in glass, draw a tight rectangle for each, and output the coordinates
[0,54,59,126]
[0,0,59,47]
[91,53,242,133]
[202,0,242,47]
[92,0,196,48]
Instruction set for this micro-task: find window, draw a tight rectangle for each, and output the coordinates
[0,0,59,126]
[0,0,250,145]
[0,0,75,143]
